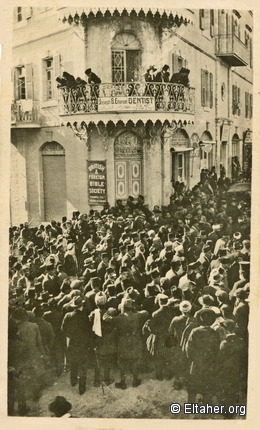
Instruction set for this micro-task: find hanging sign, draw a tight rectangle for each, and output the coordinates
[87,161,107,204]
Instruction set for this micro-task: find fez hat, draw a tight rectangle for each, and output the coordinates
[180,300,192,313]
[48,396,72,417]
[85,68,92,75]
[119,266,129,274]
[196,308,216,326]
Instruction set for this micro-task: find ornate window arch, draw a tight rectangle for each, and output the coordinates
[41,141,65,155]
[111,32,142,82]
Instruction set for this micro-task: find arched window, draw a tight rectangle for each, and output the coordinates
[111,32,142,83]
[200,131,214,171]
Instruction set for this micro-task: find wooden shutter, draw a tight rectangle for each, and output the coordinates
[238,87,241,116]
[199,10,205,30]
[250,94,253,118]
[53,54,61,100]
[232,85,235,115]
[210,73,213,108]
[13,68,19,100]
[201,69,206,107]
[25,63,33,99]
[245,92,248,118]
[210,10,214,36]
[42,59,47,102]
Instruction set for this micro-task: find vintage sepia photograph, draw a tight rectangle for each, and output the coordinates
[3,1,257,423]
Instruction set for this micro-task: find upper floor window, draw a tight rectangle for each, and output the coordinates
[201,69,213,108]
[199,9,205,30]
[13,64,33,101]
[210,10,214,36]
[232,85,241,116]
[172,53,187,74]
[17,7,22,22]
[42,55,60,102]
[111,32,142,83]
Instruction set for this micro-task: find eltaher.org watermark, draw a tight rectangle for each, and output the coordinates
[170,403,246,416]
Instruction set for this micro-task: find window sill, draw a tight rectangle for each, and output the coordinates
[41,100,58,108]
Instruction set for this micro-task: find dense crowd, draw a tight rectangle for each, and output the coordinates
[8,172,250,418]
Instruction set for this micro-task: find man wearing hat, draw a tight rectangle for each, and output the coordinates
[85,68,101,84]
[102,267,117,291]
[97,253,109,284]
[61,296,95,394]
[185,308,220,403]
[168,301,193,389]
[149,294,176,380]
[165,258,182,287]
[233,288,249,342]
[198,244,213,283]
[121,243,135,269]
[229,261,250,301]
[85,277,102,312]
[112,297,149,389]
[217,319,247,417]
[89,292,117,386]
[144,65,157,83]
[42,264,60,297]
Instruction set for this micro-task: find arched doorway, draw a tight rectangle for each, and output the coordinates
[41,141,67,221]
[114,131,143,200]
[232,133,240,158]
[220,141,228,174]
[231,133,241,182]
[111,32,142,82]
[170,129,192,186]
[200,131,214,171]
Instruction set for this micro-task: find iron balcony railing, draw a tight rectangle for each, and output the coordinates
[58,82,195,115]
[215,34,250,65]
[11,99,42,124]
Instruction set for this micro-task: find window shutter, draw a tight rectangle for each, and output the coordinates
[25,63,33,99]
[232,85,236,115]
[53,54,61,100]
[199,10,205,30]
[238,87,241,116]
[245,92,248,118]
[201,69,206,107]
[13,68,19,100]
[210,73,213,108]
[42,60,47,102]
[172,53,179,74]
[250,94,253,118]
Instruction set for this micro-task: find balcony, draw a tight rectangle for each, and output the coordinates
[58,82,195,121]
[11,100,42,127]
[215,34,250,66]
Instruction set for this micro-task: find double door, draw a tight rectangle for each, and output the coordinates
[115,160,142,200]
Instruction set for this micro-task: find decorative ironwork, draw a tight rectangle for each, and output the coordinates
[67,121,91,150]
[11,100,41,124]
[58,82,195,115]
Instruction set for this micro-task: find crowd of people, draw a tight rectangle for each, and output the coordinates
[8,172,250,417]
